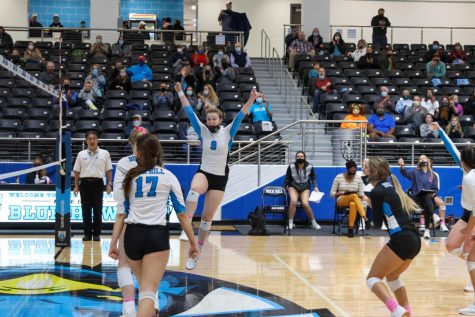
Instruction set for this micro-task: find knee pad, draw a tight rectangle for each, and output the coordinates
[439,206,446,211]
[138,291,156,303]
[117,267,134,288]
[366,277,382,291]
[200,220,212,231]
[186,190,200,203]
[467,261,475,272]
[386,278,404,292]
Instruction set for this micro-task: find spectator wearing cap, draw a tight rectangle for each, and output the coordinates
[50,14,63,28]
[126,114,148,137]
[29,13,43,37]
[230,42,251,68]
[128,55,153,83]
[91,34,110,59]
[137,21,150,41]
[0,27,13,50]
[426,54,446,79]
[153,82,174,109]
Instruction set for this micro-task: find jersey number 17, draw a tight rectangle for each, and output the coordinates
[135,176,158,198]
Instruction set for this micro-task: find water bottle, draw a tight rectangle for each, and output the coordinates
[34,172,40,184]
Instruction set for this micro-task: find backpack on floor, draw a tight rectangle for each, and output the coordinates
[248,207,269,236]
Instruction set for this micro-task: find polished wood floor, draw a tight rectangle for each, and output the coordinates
[0,232,472,316]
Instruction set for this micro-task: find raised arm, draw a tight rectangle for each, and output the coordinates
[225,88,258,140]
[432,122,461,166]
[175,82,206,137]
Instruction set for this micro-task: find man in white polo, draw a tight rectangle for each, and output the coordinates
[74,130,113,241]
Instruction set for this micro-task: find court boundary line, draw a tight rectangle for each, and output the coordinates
[273,254,351,317]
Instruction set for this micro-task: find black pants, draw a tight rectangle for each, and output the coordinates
[413,193,435,227]
[80,179,104,236]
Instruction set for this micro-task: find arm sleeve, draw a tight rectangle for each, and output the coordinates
[283,166,292,189]
[371,16,378,26]
[113,160,128,214]
[169,175,186,214]
[225,110,245,139]
[106,152,113,171]
[183,106,205,139]
[395,100,405,114]
[439,126,461,166]
[420,124,429,137]
[73,156,81,173]
[230,54,238,68]
[400,166,412,180]
[330,176,339,197]
[146,66,153,80]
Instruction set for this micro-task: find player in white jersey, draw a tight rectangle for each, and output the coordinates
[109,134,198,317]
[174,81,258,270]
[112,128,148,316]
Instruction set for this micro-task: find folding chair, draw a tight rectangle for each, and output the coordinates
[262,186,288,234]
[332,199,365,236]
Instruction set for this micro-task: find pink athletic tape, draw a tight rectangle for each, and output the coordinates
[385,298,398,312]
[404,305,412,316]
[124,297,134,302]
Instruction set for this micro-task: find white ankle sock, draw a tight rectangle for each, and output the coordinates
[311,219,318,226]
[289,219,294,227]
[123,300,135,314]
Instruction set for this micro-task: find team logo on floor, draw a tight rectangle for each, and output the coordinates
[0,265,335,316]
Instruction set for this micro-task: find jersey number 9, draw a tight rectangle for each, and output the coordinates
[210,140,217,151]
[135,176,159,198]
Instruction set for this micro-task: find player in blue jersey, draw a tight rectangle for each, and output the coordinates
[174,81,258,270]
[366,157,421,317]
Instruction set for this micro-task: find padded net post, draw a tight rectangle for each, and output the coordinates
[55,131,72,247]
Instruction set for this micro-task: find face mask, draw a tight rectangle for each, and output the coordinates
[120,71,127,77]
[203,90,209,96]
[376,109,384,116]
[119,40,124,45]
[352,109,360,115]
[403,95,409,100]
[28,45,34,50]
[96,39,102,44]
[63,84,70,90]
[456,46,461,50]
[186,90,193,96]
[347,170,356,176]
[208,125,220,133]
[235,47,241,53]
[442,101,448,106]
[318,74,325,79]
[433,45,439,49]
[335,36,340,40]
[313,32,319,36]
[381,91,388,97]
[296,158,305,164]
[133,120,141,127]
[218,51,223,56]
[413,101,420,107]
[160,87,167,92]
[256,97,263,103]
[177,48,183,53]
[452,121,457,126]
[92,69,98,76]
[419,161,428,167]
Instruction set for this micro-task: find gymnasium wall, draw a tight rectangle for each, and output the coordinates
[120,0,184,25]
[28,0,91,28]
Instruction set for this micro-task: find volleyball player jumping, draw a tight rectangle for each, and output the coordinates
[109,134,198,317]
[366,157,421,317]
[174,81,258,270]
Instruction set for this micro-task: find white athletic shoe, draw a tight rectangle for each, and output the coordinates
[312,222,322,230]
[288,223,295,230]
[390,305,409,317]
[440,223,449,232]
[179,230,189,241]
[433,213,442,225]
[381,223,388,231]
[423,229,431,240]
[185,256,199,270]
[459,303,475,315]
[419,224,426,232]
[465,283,474,292]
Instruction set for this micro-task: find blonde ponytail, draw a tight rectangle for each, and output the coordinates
[390,174,419,214]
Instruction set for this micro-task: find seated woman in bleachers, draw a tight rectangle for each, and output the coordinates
[328,32,346,57]
[23,41,44,65]
[174,65,196,91]
[216,63,236,89]
[449,42,467,64]
[78,80,102,111]
[196,84,219,114]
[379,48,396,72]
[54,77,79,112]
[307,28,324,50]
[399,155,440,240]
[449,94,464,116]
[108,68,131,92]
[9,49,23,66]
[212,47,230,70]
[330,160,368,238]
[446,115,464,139]
[464,90,475,117]
[348,39,367,62]
[420,89,439,116]
[191,45,210,67]
[283,151,321,230]
[429,158,449,232]
[85,64,107,98]
[438,95,450,125]
[420,113,439,140]
[357,46,379,69]
[249,92,273,123]
[184,86,199,111]
[111,35,131,58]
[340,103,368,129]
[197,65,217,93]
[403,95,426,131]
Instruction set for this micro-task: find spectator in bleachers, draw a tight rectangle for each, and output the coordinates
[395,89,413,114]
[438,95,450,124]
[9,49,22,66]
[0,27,13,50]
[374,86,394,113]
[449,94,464,115]
[161,17,174,43]
[249,92,273,123]
[368,104,396,139]
[111,35,131,57]
[284,151,321,231]
[230,42,251,68]
[379,48,396,71]
[356,46,379,69]
[39,61,60,86]
[173,19,185,41]
[445,115,464,138]
[330,160,368,238]
[426,54,446,79]
[288,31,315,71]
[340,103,368,129]
[285,26,299,50]
[348,39,367,62]
[197,84,219,112]
[371,8,391,47]
[86,64,106,97]
[328,32,346,57]
[212,47,230,69]
[191,45,210,67]
[128,55,153,83]
[464,90,475,117]
[137,21,150,41]
[108,68,131,92]
[197,65,217,92]
[29,13,43,38]
[424,41,448,63]
[23,41,43,65]
[308,62,320,79]
[420,89,439,116]
[404,95,426,131]
[307,27,324,50]
[450,42,467,64]
[420,113,439,139]
[108,61,124,82]
[171,46,190,68]
[184,86,199,110]
[78,80,101,111]
[126,115,148,137]
[25,157,51,184]
[216,63,236,89]
[312,67,332,116]
[153,82,174,109]
[50,14,63,29]
[54,78,78,111]
[175,65,196,91]
[90,35,110,59]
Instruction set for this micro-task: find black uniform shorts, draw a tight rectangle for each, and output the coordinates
[124,223,170,260]
[387,229,421,260]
